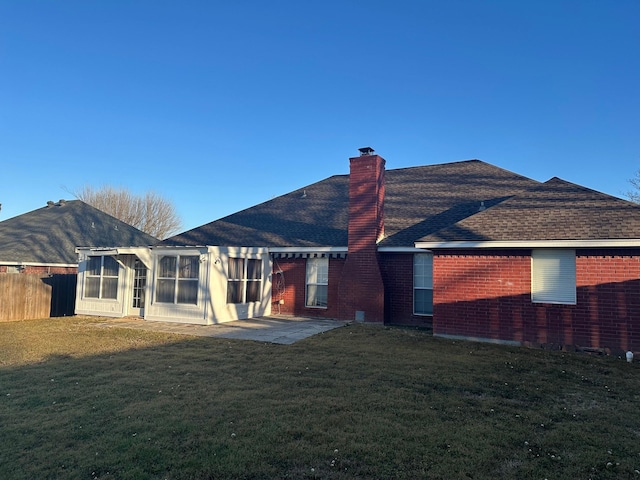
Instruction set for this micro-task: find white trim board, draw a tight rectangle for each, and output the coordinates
[269,247,348,253]
[414,239,640,249]
[0,260,78,268]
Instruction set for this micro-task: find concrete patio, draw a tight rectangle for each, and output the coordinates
[94,315,350,344]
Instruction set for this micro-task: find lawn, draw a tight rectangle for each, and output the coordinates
[1,316,639,479]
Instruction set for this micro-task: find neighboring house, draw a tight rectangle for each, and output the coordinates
[0,200,156,318]
[75,149,640,354]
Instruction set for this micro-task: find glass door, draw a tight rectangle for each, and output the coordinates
[131,258,147,316]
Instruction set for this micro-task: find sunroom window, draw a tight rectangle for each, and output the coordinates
[156,255,199,305]
[85,255,119,300]
[227,258,262,304]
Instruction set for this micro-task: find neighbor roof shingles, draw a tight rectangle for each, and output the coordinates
[0,200,158,264]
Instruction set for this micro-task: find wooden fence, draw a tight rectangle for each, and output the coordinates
[0,274,77,321]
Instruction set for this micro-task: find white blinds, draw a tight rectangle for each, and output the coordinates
[531,249,576,304]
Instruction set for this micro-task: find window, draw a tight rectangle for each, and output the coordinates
[531,249,576,304]
[227,258,244,304]
[132,258,146,309]
[227,258,262,304]
[85,256,119,299]
[306,257,328,308]
[246,259,262,302]
[414,253,433,315]
[156,255,199,305]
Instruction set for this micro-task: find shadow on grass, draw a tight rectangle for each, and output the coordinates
[1,319,639,480]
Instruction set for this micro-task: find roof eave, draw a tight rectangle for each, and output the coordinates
[0,260,78,268]
[414,239,640,249]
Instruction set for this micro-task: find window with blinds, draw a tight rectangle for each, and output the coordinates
[306,257,328,308]
[531,249,576,304]
[414,253,433,315]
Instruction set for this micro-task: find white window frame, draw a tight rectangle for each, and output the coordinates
[531,249,576,304]
[414,253,433,315]
[226,257,263,304]
[155,254,199,305]
[132,258,147,309]
[245,258,262,303]
[84,255,119,300]
[306,257,328,308]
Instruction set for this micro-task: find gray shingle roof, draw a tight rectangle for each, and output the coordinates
[0,200,158,265]
[419,177,640,242]
[164,160,543,248]
[381,160,540,246]
[163,159,640,249]
[165,175,351,247]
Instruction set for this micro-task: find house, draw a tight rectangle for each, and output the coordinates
[75,149,640,354]
[0,200,156,319]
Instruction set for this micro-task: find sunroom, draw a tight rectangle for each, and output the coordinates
[75,246,272,324]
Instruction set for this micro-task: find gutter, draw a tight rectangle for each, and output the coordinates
[414,239,640,249]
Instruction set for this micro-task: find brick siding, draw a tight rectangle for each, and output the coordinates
[337,154,386,322]
[271,257,345,319]
[0,265,77,275]
[379,253,432,326]
[432,249,640,354]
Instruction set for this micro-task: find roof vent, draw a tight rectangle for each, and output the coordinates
[58,199,66,206]
[358,147,375,156]
[46,201,55,207]
[301,189,307,198]
[478,201,486,212]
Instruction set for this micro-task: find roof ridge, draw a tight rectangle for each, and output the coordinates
[541,176,638,205]
[387,159,482,173]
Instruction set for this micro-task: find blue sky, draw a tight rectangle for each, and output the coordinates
[1,0,639,233]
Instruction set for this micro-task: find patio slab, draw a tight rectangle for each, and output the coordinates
[94,316,350,344]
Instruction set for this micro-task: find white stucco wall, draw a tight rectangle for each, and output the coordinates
[144,246,272,325]
[75,246,273,325]
[74,250,132,318]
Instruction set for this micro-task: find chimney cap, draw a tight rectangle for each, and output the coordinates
[358,147,375,156]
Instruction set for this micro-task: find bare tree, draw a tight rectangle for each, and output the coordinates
[626,170,640,203]
[72,185,182,239]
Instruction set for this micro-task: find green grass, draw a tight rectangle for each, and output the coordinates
[1,316,639,479]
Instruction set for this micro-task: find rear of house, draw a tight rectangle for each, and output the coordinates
[74,148,640,354]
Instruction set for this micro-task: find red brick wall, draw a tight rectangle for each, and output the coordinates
[23,266,78,275]
[432,249,640,354]
[0,265,77,275]
[379,253,432,326]
[271,256,345,319]
[337,154,386,322]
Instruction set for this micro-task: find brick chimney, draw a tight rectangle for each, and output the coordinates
[337,147,386,322]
